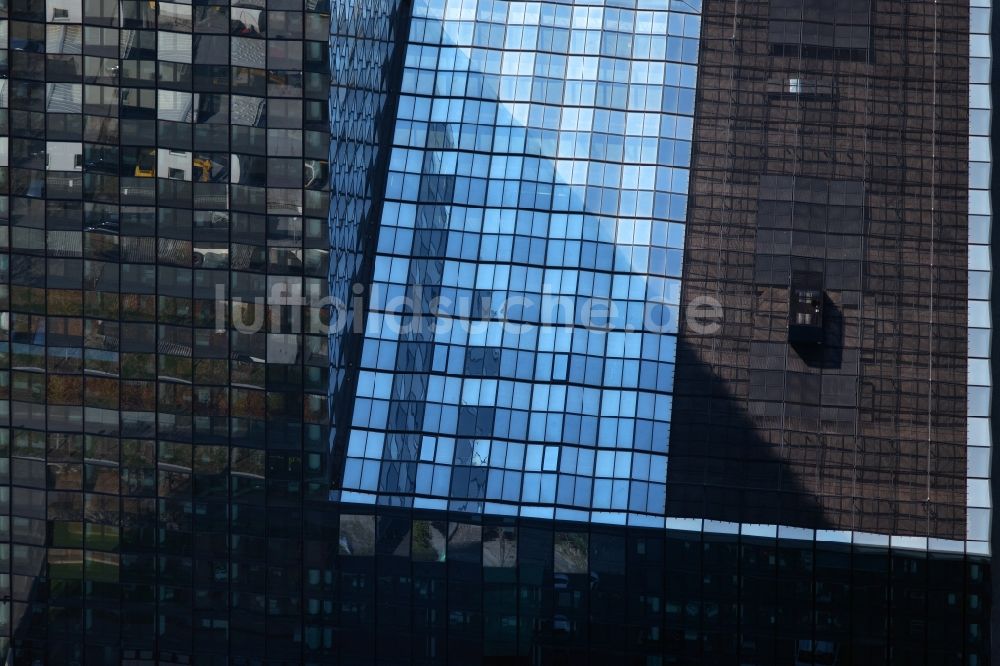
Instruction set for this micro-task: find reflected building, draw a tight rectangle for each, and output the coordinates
[326,0,996,663]
[332,0,698,525]
[0,0,994,662]
[0,0,332,659]
[332,0,989,545]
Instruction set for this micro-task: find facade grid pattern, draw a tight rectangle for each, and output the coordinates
[0,0,332,658]
[336,0,702,527]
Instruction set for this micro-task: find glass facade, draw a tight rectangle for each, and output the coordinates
[969,0,993,551]
[0,0,990,660]
[325,506,994,664]
[0,0,332,658]
[336,0,701,526]
[331,0,992,554]
[321,0,997,657]
[667,0,980,548]
[328,0,408,484]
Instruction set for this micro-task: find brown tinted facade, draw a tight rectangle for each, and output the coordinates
[669,0,970,539]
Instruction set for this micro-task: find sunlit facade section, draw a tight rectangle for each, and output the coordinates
[337,0,701,525]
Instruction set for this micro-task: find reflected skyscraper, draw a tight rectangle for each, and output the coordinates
[324,0,994,662]
[332,0,698,524]
[0,0,995,662]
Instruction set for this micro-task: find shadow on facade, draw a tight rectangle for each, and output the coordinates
[666,338,832,530]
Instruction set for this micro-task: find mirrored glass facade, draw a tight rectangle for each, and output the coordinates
[331,0,993,556]
[667,0,984,551]
[969,0,993,551]
[334,0,701,526]
[0,0,332,657]
[0,0,992,660]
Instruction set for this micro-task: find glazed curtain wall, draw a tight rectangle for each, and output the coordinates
[332,0,702,526]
